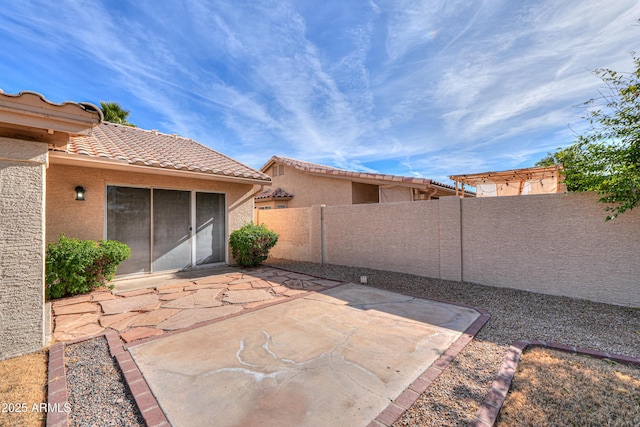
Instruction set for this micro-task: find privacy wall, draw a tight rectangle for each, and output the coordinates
[256,192,640,307]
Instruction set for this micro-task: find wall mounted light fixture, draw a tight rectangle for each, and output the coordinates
[75,186,86,201]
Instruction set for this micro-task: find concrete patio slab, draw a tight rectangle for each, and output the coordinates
[129,283,481,427]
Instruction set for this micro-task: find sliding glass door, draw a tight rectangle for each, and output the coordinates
[152,189,192,272]
[196,192,225,265]
[106,186,226,275]
[106,187,151,275]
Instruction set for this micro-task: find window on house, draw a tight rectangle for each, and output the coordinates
[276,204,286,209]
[278,165,284,175]
[271,166,279,176]
[258,206,272,210]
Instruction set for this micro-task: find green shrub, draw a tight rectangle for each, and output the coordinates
[229,223,278,267]
[45,234,131,300]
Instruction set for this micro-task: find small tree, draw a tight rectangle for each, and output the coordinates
[541,53,640,219]
[229,223,278,267]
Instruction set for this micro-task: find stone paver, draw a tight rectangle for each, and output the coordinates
[157,306,243,331]
[157,282,193,291]
[271,286,289,294]
[227,282,254,290]
[283,289,307,297]
[117,288,156,298]
[133,309,181,327]
[223,289,274,304]
[91,292,117,301]
[157,287,186,294]
[184,283,226,291]
[192,289,224,306]
[250,279,272,289]
[53,302,98,316]
[100,294,159,315]
[195,276,233,285]
[100,312,139,328]
[52,294,93,307]
[159,291,194,301]
[54,313,100,333]
[162,289,223,309]
[54,323,104,341]
[51,268,339,344]
[110,314,145,332]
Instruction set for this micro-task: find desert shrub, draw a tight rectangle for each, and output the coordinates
[45,234,131,299]
[229,223,278,267]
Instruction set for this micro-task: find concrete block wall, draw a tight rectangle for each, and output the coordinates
[322,202,441,277]
[0,138,48,359]
[461,192,640,307]
[256,206,322,262]
[258,193,640,307]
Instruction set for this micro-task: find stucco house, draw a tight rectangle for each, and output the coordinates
[449,165,566,197]
[0,90,270,359]
[255,156,469,209]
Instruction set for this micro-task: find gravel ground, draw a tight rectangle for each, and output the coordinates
[62,261,640,426]
[65,337,145,427]
[265,259,640,426]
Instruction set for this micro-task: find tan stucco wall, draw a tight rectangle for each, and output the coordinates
[258,193,640,307]
[460,192,640,306]
[267,165,352,208]
[46,164,258,261]
[323,202,441,276]
[255,206,322,262]
[0,138,47,359]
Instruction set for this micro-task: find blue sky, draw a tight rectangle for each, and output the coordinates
[1,1,638,183]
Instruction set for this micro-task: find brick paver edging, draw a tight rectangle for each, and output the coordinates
[469,340,640,427]
[103,329,170,427]
[46,342,68,427]
[368,308,491,427]
[46,331,170,427]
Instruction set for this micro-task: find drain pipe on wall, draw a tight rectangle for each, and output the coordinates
[320,204,326,265]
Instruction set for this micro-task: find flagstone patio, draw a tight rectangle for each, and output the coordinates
[51,268,341,344]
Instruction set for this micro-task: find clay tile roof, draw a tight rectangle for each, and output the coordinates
[263,155,461,188]
[255,187,294,200]
[66,122,270,181]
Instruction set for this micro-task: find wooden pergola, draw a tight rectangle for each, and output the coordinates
[449,165,565,197]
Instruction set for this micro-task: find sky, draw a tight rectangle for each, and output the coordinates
[1,1,638,183]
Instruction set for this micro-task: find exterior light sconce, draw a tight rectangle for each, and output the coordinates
[75,186,86,201]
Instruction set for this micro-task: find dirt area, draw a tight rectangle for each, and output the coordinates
[497,347,640,426]
[0,350,48,427]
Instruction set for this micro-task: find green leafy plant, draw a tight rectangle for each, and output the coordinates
[539,52,640,220]
[229,223,278,267]
[45,234,131,300]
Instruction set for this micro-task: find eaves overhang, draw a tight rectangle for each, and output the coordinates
[0,90,102,136]
[49,151,273,186]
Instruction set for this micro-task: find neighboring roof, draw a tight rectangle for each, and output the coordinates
[262,155,460,191]
[56,122,270,182]
[255,187,294,200]
[449,165,564,185]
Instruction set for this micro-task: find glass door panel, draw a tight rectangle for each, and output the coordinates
[152,189,192,272]
[196,192,226,264]
[106,186,151,275]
